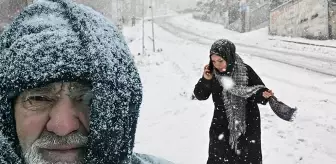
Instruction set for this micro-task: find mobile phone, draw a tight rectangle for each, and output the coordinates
[208,60,214,73]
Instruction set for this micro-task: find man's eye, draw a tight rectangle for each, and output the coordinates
[22,95,54,111]
[24,96,52,105]
[27,96,52,102]
[74,93,93,106]
[74,95,84,102]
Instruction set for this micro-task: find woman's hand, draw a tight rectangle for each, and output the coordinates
[262,90,274,99]
[203,64,213,80]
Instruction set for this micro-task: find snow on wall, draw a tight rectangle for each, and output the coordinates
[269,0,329,40]
[227,17,242,32]
[330,1,336,39]
[0,0,27,32]
[249,2,270,31]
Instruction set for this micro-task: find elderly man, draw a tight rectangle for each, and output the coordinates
[0,0,173,163]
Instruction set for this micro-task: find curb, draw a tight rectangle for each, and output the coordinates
[268,38,336,49]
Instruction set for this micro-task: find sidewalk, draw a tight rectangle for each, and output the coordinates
[269,36,336,49]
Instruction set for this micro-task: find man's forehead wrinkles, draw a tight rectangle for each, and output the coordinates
[26,83,65,94]
[22,82,91,97]
[27,84,55,93]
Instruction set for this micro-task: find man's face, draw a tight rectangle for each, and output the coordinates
[14,82,92,164]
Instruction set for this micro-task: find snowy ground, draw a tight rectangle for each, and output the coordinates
[122,14,336,164]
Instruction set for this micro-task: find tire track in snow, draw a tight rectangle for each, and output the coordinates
[158,47,195,99]
[260,73,336,98]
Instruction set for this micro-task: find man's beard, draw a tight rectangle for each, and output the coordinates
[22,132,88,164]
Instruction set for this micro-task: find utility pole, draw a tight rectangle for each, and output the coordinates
[117,0,120,29]
[111,0,116,26]
[115,0,123,31]
[131,0,136,17]
[149,1,155,52]
[142,0,145,55]
[239,0,247,32]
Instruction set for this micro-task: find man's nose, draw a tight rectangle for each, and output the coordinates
[46,96,79,136]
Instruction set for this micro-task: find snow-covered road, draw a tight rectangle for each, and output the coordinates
[154,14,336,77]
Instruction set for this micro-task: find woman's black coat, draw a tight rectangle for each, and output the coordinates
[193,64,269,164]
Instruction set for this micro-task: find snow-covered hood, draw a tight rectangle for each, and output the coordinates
[0,0,142,163]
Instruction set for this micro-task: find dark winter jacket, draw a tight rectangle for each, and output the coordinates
[0,0,173,163]
[194,64,269,164]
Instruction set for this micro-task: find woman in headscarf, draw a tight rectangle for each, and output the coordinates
[193,39,274,164]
